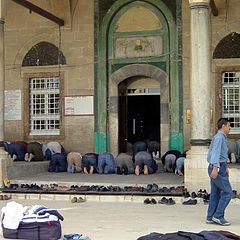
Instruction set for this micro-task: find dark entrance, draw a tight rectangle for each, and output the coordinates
[119,92,160,152]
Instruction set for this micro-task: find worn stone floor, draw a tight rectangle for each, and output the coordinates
[0,197,240,240]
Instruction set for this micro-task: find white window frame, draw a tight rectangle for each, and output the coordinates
[222,71,240,133]
[29,77,60,135]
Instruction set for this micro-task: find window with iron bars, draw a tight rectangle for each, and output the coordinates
[222,72,240,133]
[29,77,60,135]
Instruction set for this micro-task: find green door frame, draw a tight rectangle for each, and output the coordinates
[94,0,183,153]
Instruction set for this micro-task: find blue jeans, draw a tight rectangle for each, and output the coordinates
[207,163,232,220]
[82,153,98,172]
[48,153,67,172]
[98,152,115,174]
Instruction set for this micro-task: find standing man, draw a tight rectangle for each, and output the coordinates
[206,118,232,226]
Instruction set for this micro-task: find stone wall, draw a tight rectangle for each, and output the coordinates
[4,0,95,153]
[3,0,240,155]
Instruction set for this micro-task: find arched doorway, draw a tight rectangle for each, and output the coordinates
[95,0,183,154]
[109,64,168,156]
[119,77,160,151]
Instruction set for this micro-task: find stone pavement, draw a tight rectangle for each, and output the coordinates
[0,196,240,240]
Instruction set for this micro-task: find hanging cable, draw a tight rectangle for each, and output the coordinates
[58,25,62,78]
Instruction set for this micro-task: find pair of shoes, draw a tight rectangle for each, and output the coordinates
[144,198,157,204]
[71,197,86,203]
[63,233,88,240]
[197,189,208,198]
[158,197,176,205]
[182,199,197,205]
[212,217,231,226]
[0,195,11,200]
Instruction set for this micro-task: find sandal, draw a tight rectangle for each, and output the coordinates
[77,197,86,203]
[71,197,78,203]
[0,195,11,200]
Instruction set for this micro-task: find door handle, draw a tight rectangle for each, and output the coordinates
[133,119,135,134]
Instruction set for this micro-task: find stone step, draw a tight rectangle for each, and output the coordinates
[1,192,239,204]
[7,161,49,179]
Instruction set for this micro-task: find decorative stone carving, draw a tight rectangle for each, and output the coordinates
[114,36,163,59]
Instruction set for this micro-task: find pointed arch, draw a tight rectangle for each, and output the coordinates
[22,41,66,66]
[213,32,240,59]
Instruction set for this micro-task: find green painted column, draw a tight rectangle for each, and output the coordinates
[169,0,184,153]
[170,132,183,152]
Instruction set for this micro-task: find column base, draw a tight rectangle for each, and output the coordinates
[0,147,12,188]
[184,146,210,192]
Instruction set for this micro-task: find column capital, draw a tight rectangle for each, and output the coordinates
[0,18,4,25]
[189,0,209,9]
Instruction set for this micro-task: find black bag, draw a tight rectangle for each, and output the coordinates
[2,220,62,240]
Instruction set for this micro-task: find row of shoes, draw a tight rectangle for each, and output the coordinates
[144,197,176,205]
[3,183,185,195]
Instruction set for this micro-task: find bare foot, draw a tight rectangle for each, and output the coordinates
[135,165,140,176]
[83,167,89,174]
[178,170,183,176]
[28,153,34,162]
[24,153,29,162]
[143,165,148,175]
[89,166,94,174]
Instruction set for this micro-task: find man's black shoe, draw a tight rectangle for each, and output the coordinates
[144,198,151,204]
[166,198,176,205]
[183,191,190,198]
[146,184,153,192]
[151,198,157,204]
[232,190,237,199]
[182,199,197,205]
[159,187,169,193]
[158,197,168,204]
[197,189,203,198]
[151,183,159,192]
[191,192,197,198]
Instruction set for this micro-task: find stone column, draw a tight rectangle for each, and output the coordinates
[185,0,211,191]
[0,18,4,141]
[0,1,8,187]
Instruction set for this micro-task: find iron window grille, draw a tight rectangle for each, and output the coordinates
[29,77,60,135]
[222,72,240,133]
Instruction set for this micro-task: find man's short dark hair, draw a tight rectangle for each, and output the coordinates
[217,118,229,129]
